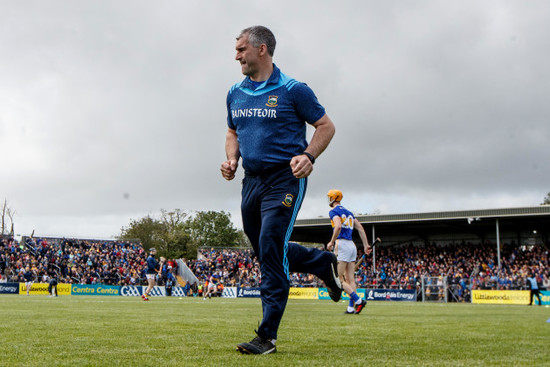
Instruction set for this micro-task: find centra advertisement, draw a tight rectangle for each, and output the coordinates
[472,290,530,305]
[19,282,71,295]
[71,284,120,296]
[318,288,366,301]
[535,290,550,306]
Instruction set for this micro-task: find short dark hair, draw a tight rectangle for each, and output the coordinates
[238,25,276,56]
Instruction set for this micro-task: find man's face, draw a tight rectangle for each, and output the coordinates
[235,34,261,78]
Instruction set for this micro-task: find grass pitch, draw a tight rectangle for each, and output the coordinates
[0,295,548,366]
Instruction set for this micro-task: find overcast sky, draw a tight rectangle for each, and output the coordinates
[2,1,549,239]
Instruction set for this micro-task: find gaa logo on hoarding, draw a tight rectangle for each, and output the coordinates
[171,287,186,297]
[120,286,141,296]
[147,286,165,297]
[222,287,237,298]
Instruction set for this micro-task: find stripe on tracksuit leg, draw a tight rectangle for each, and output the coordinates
[283,178,306,280]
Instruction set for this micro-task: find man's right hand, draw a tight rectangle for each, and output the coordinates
[220,159,238,180]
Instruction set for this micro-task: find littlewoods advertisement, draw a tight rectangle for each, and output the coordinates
[472,290,530,305]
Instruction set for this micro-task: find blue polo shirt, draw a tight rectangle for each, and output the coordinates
[24,271,34,282]
[146,256,159,274]
[226,64,326,175]
[527,276,539,290]
[329,205,355,241]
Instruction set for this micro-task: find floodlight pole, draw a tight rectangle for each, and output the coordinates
[496,219,501,269]
[372,225,376,273]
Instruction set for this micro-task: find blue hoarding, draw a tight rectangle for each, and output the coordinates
[365,289,416,302]
[0,283,20,294]
[237,287,261,298]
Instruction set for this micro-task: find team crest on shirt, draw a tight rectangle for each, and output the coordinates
[282,194,294,207]
[266,95,278,107]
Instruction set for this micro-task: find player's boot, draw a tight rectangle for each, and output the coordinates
[236,332,276,355]
[323,253,342,302]
[354,299,367,314]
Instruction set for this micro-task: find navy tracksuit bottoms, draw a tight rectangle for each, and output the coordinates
[241,165,333,340]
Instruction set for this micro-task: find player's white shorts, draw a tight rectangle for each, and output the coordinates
[208,282,216,291]
[336,239,357,263]
[146,274,156,281]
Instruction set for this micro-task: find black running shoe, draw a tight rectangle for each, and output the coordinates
[344,310,355,314]
[323,253,342,302]
[236,335,276,355]
[354,299,367,314]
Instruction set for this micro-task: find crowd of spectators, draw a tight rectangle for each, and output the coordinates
[186,248,323,288]
[1,236,146,286]
[185,248,259,287]
[1,235,548,302]
[354,241,549,302]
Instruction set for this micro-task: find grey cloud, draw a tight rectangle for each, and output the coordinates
[2,1,549,238]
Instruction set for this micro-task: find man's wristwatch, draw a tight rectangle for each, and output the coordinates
[303,152,315,164]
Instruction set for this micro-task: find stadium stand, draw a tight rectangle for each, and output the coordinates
[1,236,548,302]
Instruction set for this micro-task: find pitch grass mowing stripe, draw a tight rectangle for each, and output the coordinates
[0,295,548,366]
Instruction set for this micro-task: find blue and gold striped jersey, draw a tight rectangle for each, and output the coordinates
[329,205,355,240]
[226,64,325,175]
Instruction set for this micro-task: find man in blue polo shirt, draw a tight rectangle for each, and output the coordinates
[221,25,341,355]
[527,270,542,306]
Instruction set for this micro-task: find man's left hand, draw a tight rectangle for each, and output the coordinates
[290,154,313,178]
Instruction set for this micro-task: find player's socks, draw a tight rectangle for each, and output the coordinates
[347,306,355,313]
[350,291,360,303]
[348,298,354,308]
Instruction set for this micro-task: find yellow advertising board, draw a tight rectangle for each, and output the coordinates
[19,282,72,296]
[472,290,530,305]
[288,287,318,300]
